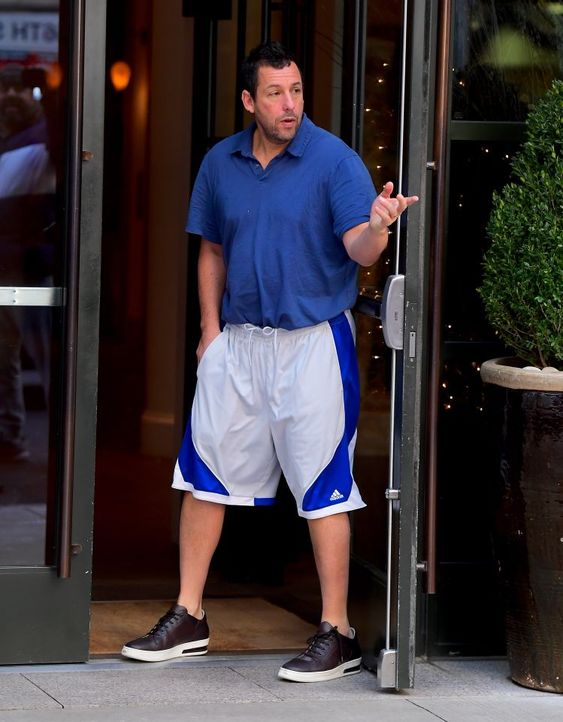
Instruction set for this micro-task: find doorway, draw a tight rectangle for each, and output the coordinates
[90,0,425,684]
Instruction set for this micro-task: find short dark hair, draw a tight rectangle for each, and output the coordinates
[241,41,297,98]
[0,64,25,92]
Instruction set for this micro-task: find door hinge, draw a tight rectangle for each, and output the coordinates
[385,488,400,501]
[416,561,428,572]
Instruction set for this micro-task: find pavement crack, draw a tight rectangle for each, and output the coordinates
[406,699,449,721]
[229,665,285,701]
[21,674,64,709]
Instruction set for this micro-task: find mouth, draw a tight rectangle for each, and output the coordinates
[280,116,297,127]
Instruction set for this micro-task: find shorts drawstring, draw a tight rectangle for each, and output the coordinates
[243,323,256,366]
[243,323,279,366]
[262,325,279,356]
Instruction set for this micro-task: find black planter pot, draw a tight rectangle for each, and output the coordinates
[482,358,563,694]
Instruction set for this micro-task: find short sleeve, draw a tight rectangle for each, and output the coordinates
[329,154,376,239]
[185,153,221,243]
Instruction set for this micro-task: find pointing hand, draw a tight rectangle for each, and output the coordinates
[370,181,419,232]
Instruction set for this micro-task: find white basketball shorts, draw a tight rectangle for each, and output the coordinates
[172,310,366,519]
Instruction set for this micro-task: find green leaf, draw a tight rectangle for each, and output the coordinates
[478,81,563,368]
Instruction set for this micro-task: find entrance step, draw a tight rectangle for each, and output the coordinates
[90,598,316,655]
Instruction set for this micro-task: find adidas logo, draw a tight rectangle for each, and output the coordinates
[330,489,344,501]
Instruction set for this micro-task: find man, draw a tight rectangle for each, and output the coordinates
[0,65,55,462]
[123,42,418,682]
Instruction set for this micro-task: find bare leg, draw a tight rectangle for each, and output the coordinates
[176,493,225,619]
[307,512,351,636]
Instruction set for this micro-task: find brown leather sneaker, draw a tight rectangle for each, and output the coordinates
[278,621,362,682]
[121,605,209,662]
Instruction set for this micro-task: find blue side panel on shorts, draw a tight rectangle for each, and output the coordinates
[178,419,230,496]
[254,497,276,506]
[302,313,360,512]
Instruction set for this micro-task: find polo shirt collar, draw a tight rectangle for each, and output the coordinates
[231,113,313,159]
[286,114,313,157]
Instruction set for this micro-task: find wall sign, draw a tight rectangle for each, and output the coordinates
[0,12,59,57]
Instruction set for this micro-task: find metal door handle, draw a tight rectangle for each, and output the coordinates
[381,275,405,350]
[354,294,382,319]
[0,287,64,306]
[423,0,453,596]
[58,0,86,579]
[355,275,405,350]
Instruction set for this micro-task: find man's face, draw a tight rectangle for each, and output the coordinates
[0,83,37,135]
[242,61,304,146]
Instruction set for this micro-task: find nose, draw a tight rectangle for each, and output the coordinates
[282,92,295,111]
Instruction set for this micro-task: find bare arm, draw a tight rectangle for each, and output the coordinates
[197,238,226,363]
[342,181,419,267]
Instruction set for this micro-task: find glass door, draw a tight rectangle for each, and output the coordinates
[349,0,434,689]
[426,0,563,657]
[0,0,106,664]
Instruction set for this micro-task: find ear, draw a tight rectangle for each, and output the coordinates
[241,89,255,114]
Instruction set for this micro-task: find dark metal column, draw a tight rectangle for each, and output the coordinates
[425,0,453,596]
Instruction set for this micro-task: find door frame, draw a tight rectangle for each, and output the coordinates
[0,0,106,664]
[393,0,438,689]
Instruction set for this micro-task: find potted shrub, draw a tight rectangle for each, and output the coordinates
[478,79,563,694]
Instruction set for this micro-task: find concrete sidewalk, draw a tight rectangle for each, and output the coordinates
[1,654,561,721]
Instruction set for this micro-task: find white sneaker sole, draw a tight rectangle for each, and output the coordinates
[278,657,362,683]
[121,637,209,662]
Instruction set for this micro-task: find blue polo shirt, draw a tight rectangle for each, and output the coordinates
[186,115,376,330]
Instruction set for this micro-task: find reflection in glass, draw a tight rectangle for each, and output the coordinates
[353,2,403,572]
[0,3,61,566]
[452,0,563,121]
[444,140,519,342]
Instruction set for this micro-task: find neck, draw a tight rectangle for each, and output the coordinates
[252,127,290,168]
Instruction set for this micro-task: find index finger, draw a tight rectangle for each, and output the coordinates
[397,193,419,206]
